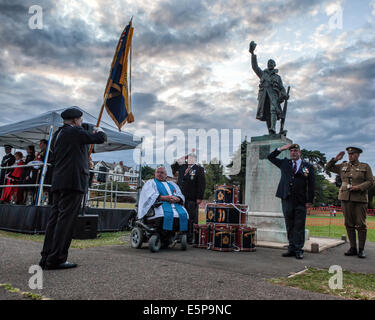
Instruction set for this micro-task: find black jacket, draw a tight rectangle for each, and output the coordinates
[51,124,106,193]
[178,163,206,201]
[21,153,35,183]
[0,153,15,184]
[267,149,315,204]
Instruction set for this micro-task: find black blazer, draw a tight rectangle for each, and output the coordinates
[51,124,106,193]
[176,163,206,201]
[0,153,15,184]
[267,148,315,204]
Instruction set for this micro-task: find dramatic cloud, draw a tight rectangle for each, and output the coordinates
[0,0,374,167]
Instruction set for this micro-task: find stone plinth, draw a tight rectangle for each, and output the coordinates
[245,134,309,243]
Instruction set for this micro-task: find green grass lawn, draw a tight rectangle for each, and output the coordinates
[307,225,375,242]
[307,215,375,222]
[198,210,375,241]
[306,215,375,241]
[0,230,130,248]
[270,267,375,300]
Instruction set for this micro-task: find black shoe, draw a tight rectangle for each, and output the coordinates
[39,258,46,270]
[358,249,366,259]
[282,251,295,257]
[344,247,358,256]
[45,262,77,270]
[295,252,304,259]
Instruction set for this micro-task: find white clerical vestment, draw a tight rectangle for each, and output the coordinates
[137,179,189,220]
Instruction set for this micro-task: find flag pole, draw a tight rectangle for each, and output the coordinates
[88,81,112,157]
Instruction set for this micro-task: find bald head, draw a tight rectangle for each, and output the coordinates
[155,166,167,181]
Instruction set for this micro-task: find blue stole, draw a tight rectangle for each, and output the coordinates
[154,179,188,231]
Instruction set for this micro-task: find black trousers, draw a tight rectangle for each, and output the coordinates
[40,190,83,266]
[281,199,307,254]
[185,200,198,241]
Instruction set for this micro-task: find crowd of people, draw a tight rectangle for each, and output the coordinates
[0,140,52,205]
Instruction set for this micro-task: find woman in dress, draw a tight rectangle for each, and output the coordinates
[1,152,25,204]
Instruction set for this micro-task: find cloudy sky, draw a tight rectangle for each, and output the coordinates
[1,0,375,169]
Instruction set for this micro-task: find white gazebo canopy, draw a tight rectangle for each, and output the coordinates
[0,106,141,153]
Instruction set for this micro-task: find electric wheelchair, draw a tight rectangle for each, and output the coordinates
[130,201,188,252]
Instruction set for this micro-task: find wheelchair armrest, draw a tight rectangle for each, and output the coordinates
[153,200,162,208]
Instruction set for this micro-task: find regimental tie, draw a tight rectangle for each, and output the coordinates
[293,160,297,175]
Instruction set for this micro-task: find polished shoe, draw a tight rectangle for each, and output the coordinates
[295,252,304,259]
[282,251,295,257]
[39,259,46,270]
[358,249,366,259]
[344,247,358,256]
[45,262,77,270]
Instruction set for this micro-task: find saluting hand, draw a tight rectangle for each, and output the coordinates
[280,144,292,151]
[334,151,345,161]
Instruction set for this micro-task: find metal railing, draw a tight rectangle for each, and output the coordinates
[88,169,138,209]
[0,162,140,208]
[0,162,51,205]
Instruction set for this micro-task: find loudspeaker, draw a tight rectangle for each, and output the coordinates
[73,215,98,239]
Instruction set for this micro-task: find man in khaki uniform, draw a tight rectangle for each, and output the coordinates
[326,147,374,258]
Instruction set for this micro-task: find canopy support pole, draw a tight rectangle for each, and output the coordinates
[36,125,54,206]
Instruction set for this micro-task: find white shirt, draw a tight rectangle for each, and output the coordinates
[277,148,302,172]
[292,158,302,173]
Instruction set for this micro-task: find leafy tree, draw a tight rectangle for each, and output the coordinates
[227,139,247,203]
[314,178,340,206]
[141,165,155,180]
[300,149,328,175]
[202,159,228,200]
[301,149,339,206]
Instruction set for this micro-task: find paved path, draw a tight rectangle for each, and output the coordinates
[1,236,374,300]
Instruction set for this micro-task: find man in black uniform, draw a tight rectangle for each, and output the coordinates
[268,143,315,259]
[0,145,16,187]
[172,154,206,244]
[39,107,106,270]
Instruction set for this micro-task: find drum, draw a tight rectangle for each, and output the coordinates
[193,224,211,249]
[234,225,256,252]
[211,224,237,252]
[214,185,239,204]
[205,203,248,224]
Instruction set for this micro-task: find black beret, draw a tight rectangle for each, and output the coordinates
[289,144,300,150]
[346,147,362,154]
[4,145,12,149]
[61,107,83,120]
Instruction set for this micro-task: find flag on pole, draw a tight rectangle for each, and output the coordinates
[103,18,134,131]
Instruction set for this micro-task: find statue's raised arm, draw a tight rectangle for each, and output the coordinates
[249,41,262,79]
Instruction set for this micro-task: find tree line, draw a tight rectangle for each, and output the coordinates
[139,143,375,209]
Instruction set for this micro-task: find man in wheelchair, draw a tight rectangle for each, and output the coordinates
[131,166,189,252]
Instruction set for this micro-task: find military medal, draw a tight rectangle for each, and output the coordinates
[302,167,309,177]
[190,169,196,180]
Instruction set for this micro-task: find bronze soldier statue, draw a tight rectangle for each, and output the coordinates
[249,41,289,135]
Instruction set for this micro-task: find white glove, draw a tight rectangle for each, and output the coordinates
[93,126,104,133]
